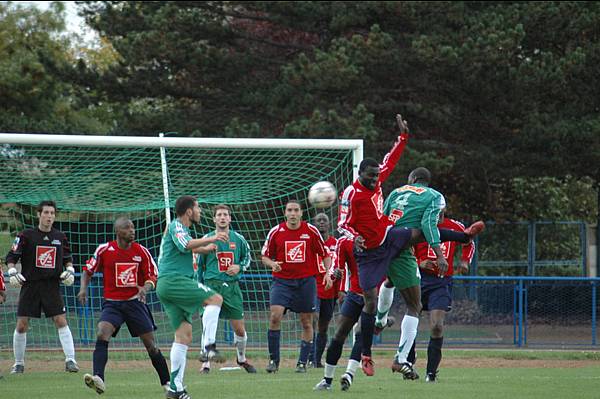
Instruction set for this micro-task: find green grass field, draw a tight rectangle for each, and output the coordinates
[2,349,600,399]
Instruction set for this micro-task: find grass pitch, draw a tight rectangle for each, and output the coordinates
[1,349,599,399]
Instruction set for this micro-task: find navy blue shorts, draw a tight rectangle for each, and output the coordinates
[340,292,364,322]
[99,299,157,337]
[316,298,335,323]
[421,273,453,312]
[354,226,412,290]
[270,276,316,314]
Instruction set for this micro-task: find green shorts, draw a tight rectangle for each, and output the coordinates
[387,249,421,290]
[157,274,216,331]
[204,279,244,320]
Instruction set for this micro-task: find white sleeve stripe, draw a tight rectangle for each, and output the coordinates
[261,225,279,256]
[139,245,158,276]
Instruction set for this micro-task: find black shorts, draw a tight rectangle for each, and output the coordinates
[270,276,316,314]
[99,300,157,338]
[17,279,65,318]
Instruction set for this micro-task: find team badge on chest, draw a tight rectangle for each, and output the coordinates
[285,241,306,263]
[115,263,138,287]
[217,252,234,272]
[36,246,57,268]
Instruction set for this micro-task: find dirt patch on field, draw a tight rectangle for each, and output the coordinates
[2,356,596,373]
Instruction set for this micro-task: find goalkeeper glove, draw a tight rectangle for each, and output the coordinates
[8,268,26,287]
[60,266,75,286]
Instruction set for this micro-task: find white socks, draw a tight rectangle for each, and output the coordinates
[58,326,76,362]
[345,359,360,376]
[324,363,336,379]
[396,315,419,363]
[13,330,26,365]
[376,285,395,325]
[202,305,221,347]
[170,343,188,392]
[234,332,247,363]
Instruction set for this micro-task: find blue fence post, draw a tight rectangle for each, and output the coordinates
[513,283,518,346]
[523,285,528,346]
[580,222,587,277]
[592,281,597,346]
[518,279,524,347]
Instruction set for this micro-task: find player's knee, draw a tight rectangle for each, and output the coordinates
[206,293,223,306]
[431,322,444,337]
[16,323,28,334]
[383,278,394,289]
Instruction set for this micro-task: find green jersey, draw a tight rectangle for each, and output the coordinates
[197,229,251,283]
[158,219,195,279]
[383,183,446,247]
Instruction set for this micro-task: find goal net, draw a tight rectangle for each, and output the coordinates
[0,134,361,358]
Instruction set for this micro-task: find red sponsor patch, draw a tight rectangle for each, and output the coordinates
[285,241,306,263]
[229,242,236,250]
[36,246,56,269]
[389,209,404,223]
[217,251,234,272]
[115,263,138,287]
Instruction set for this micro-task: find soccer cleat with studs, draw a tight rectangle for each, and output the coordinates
[65,359,80,373]
[374,315,396,336]
[295,362,307,373]
[313,379,332,391]
[166,389,191,399]
[464,221,485,240]
[361,355,375,376]
[340,373,353,391]
[237,360,257,373]
[10,364,24,374]
[199,344,225,363]
[391,358,419,380]
[199,367,210,374]
[265,359,279,373]
[84,373,106,395]
[425,371,437,382]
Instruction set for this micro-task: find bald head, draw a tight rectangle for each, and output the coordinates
[408,167,431,185]
[114,217,135,246]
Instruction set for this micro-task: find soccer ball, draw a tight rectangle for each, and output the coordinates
[308,181,337,209]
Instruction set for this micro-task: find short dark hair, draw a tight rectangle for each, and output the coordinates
[285,199,302,208]
[359,158,379,173]
[409,167,431,184]
[114,216,133,231]
[213,204,231,216]
[175,195,197,217]
[37,200,56,213]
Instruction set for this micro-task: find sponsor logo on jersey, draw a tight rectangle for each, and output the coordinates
[389,209,404,223]
[426,242,450,259]
[115,263,138,287]
[43,236,49,241]
[11,237,20,252]
[51,239,61,245]
[284,241,306,263]
[133,256,142,262]
[399,185,426,194]
[35,246,57,268]
[217,251,235,272]
[229,242,236,250]
[300,234,310,239]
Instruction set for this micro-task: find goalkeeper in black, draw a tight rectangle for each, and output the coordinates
[5,200,79,374]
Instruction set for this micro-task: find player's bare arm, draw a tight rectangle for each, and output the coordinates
[186,232,228,251]
[396,113,409,134]
[77,271,92,305]
[193,243,217,254]
[432,246,449,277]
[261,256,282,273]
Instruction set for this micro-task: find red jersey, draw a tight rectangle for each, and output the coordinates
[0,269,5,291]
[262,221,328,280]
[334,236,362,295]
[413,218,475,277]
[316,236,338,299]
[338,134,408,249]
[84,241,158,301]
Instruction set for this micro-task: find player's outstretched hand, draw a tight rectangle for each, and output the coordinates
[60,266,75,286]
[436,257,449,278]
[324,274,334,290]
[226,264,241,276]
[271,261,283,273]
[137,286,148,304]
[8,268,26,287]
[76,289,87,306]
[419,259,437,271]
[396,113,409,135]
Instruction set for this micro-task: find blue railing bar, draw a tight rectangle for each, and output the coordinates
[483,221,585,225]
[455,276,600,282]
